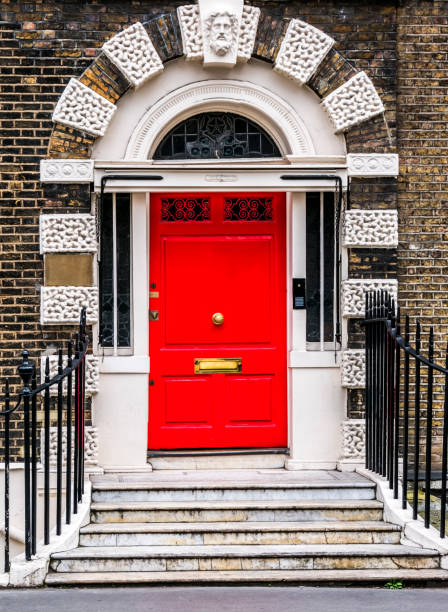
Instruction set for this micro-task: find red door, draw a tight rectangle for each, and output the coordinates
[149,193,287,449]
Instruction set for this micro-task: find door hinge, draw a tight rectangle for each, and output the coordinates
[149,310,159,321]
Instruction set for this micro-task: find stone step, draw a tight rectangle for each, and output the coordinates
[91,481,376,503]
[50,544,440,573]
[45,567,448,586]
[90,499,384,524]
[79,520,401,546]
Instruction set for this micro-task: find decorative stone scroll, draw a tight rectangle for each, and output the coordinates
[52,78,116,137]
[178,5,203,61]
[40,159,94,183]
[342,279,398,318]
[341,420,366,459]
[40,426,99,466]
[343,210,398,248]
[237,5,260,62]
[41,286,99,325]
[347,153,399,177]
[341,350,365,388]
[274,19,334,85]
[40,214,97,254]
[322,71,384,133]
[102,22,163,88]
[41,355,99,395]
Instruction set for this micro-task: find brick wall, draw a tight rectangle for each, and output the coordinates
[0,0,421,455]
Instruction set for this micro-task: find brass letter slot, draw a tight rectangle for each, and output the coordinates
[194,358,242,374]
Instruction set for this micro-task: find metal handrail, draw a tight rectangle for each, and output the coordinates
[1,308,88,571]
[364,291,448,538]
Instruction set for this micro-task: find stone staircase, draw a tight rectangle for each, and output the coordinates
[45,470,448,585]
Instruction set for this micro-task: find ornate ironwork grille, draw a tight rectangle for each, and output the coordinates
[154,112,282,160]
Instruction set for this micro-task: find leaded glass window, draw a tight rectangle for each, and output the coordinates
[99,193,132,350]
[154,112,281,160]
[306,192,335,349]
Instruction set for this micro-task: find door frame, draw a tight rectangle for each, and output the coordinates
[94,171,346,469]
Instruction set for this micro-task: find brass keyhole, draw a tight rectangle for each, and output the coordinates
[212,312,224,326]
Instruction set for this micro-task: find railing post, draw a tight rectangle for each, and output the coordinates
[56,348,63,536]
[44,357,51,545]
[31,373,37,555]
[440,343,448,538]
[424,327,434,529]
[18,351,36,561]
[402,315,410,509]
[393,308,401,499]
[4,381,10,573]
[413,321,421,520]
[66,341,73,526]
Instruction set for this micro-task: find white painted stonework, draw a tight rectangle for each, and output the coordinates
[102,22,163,88]
[52,78,116,137]
[199,0,243,68]
[342,420,366,459]
[274,19,334,86]
[40,160,94,183]
[41,287,99,325]
[40,426,99,466]
[41,355,99,395]
[237,5,260,62]
[341,350,365,388]
[177,4,203,61]
[342,279,398,318]
[40,214,97,254]
[178,3,259,65]
[343,210,398,248]
[126,80,315,160]
[322,71,384,133]
[347,153,399,177]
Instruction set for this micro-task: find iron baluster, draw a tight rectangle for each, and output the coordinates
[44,357,50,545]
[56,348,63,536]
[413,321,421,521]
[440,343,448,538]
[393,309,401,499]
[66,341,73,525]
[424,327,434,529]
[402,315,410,510]
[31,374,37,555]
[73,333,79,515]
[4,381,10,572]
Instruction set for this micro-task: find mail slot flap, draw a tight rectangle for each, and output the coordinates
[194,358,242,374]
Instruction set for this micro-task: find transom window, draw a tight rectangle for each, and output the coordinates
[154,112,282,160]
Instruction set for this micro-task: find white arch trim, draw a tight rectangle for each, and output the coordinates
[125,80,315,161]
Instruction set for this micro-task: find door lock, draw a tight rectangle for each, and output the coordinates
[149,310,159,321]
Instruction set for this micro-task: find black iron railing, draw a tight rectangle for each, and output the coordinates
[364,291,448,538]
[1,308,88,571]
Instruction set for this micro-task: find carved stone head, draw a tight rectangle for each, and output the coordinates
[205,11,238,57]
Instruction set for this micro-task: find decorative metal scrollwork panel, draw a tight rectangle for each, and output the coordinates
[161,197,210,221]
[224,197,273,221]
[154,112,281,160]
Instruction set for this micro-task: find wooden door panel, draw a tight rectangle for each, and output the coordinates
[149,192,286,449]
[164,236,273,345]
[226,376,273,423]
[164,377,213,425]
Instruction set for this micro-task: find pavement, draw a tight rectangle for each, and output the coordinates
[1,586,448,612]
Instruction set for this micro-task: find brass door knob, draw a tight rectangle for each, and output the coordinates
[212,312,224,326]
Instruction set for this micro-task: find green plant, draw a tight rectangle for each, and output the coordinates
[385,579,403,589]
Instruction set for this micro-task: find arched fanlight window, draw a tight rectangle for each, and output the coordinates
[154,112,282,160]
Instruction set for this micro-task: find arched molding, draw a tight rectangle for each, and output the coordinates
[125,80,315,161]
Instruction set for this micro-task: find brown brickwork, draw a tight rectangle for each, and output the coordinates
[79,53,129,103]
